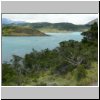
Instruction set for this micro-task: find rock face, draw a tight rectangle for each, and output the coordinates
[2,26,46,36]
[87,18,98,25]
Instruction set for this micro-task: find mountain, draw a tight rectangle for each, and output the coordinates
[17,22,90,32]
[2,26,46,36]
[2,18,25,24]
[2,21,91,36]
[2,18,13,24]
[87,18,98,25]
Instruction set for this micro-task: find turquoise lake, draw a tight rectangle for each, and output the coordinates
[2,32,83,62]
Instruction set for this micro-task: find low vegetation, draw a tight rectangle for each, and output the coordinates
[2,22,90,35]
[2,26,46,36]
[2,23,98,86]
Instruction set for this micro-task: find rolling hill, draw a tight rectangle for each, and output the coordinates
[10,22,90,32]
[2,26,46,36]
[2,18,98,36]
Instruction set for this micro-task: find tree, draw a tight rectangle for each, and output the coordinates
[76,64,87,81]
[2,63,16,85]
[82,22,98,44]
[11,55,23,85]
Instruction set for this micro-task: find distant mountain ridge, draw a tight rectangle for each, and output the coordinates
[14,22,90,32]
[87,18,98,25]
[2,18,98,36]
[2,18,25,24]
[2,18,13,24]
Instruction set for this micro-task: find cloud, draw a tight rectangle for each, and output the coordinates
[2,14,98,25]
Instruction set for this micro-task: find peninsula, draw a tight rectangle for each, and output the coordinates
[2,26,46,36]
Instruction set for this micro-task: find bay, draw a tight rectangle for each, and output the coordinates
[2,32,83,62]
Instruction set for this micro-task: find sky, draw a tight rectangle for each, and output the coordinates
[2,14,98,25]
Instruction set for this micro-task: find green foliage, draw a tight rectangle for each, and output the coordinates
[2,25,45,36]
[76,64,87,81]
[2,63,17,85]
[82,22,98,44]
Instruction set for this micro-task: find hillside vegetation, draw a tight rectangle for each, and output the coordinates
[2,23,98,86]
[2,26,46,36]
[28,22,90,32]
[2,22,90,34]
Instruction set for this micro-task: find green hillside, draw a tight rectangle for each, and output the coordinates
[18,22,90,32]
[2,22,90,35]
[2,26,46,36]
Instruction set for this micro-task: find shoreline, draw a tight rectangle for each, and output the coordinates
[2,34,50,37]
[2,31,82,37]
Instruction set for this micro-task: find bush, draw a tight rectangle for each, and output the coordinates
[76,64,87,81]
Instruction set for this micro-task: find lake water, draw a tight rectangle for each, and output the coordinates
[2,32,83,62]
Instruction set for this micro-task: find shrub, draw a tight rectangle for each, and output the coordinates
[76,64,87,81]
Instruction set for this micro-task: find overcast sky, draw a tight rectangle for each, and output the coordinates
[2,14,98,25]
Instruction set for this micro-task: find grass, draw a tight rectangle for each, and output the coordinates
[23,61,98,86]
[2,61,98,86]
[76,62,98,86]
